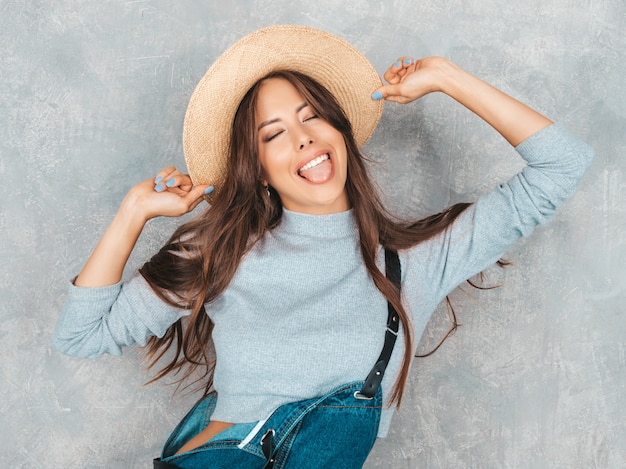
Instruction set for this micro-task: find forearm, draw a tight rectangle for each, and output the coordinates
[436,59,553,146]
[375,56,554,146]
[74,193,148,287]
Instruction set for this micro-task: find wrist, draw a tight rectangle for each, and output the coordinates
[119,188,152,226]
[430,58,469,96]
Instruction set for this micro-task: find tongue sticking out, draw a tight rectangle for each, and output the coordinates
[298,158,332,183]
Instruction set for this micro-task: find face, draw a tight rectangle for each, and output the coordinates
[255,77,350,215]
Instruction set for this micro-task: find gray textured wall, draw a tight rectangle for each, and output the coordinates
[1,0,623,467]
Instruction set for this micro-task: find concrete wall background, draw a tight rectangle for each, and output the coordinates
[1,1,623,467]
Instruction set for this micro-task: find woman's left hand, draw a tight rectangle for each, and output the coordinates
[372,56,450,104]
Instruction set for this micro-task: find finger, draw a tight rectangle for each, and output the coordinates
[154,166,176,184]
[372,83,410,103]
[383,95,412,104]
[154,169,193,193]
[383,57,415,84]
[392,58,415,83]
[183,184,214,211]
[154,166,178,192]
[165,173,193,192]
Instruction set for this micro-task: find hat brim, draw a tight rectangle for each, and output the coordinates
[183,24,384,197]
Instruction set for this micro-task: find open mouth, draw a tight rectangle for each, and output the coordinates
[297,153,332,183]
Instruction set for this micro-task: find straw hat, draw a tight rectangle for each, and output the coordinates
[183,24,384,198]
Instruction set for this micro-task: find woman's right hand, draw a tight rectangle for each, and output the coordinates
[73,168,212,287]
[123,166,213,222]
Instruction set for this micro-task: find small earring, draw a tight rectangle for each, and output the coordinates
[266,185,271,197]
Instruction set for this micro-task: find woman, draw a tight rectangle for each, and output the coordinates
[53,25,593,468]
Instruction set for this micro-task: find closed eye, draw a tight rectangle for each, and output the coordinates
[263,130,283,142]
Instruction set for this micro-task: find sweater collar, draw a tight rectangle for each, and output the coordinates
[277,209,358,239]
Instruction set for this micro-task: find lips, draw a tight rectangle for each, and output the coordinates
[296,152,334,184]
[297,153,329,174]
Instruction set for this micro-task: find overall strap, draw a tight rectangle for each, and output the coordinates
[355,248,401,400]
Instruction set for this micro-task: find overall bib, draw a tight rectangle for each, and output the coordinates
[153,249,401,469]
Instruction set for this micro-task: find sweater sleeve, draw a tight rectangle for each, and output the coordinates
[52,274,190,358]
[404,123,594,313]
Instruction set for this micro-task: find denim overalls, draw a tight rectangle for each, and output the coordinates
[153,250,400,469]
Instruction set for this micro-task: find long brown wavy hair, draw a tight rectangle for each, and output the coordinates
[139,70,471,406]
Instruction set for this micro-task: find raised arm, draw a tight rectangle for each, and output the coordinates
[372,56,553,146]
[374,58,594,313]
[53,168,211,357]
[74,167,211,287]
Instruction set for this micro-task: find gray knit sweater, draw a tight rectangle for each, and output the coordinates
[52,124,594,437]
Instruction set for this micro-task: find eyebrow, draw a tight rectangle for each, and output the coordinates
[257,102,309,131]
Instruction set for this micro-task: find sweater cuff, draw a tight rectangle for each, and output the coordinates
[515,122,594,171]
[65,277,123,304]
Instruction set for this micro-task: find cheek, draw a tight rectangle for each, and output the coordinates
[257,149,283,183]
[259,141,292,168]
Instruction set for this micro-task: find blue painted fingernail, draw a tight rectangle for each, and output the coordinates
[204,186,215,195]
[155,175,163,183]
[372,91,383,100]
[166,178,176,187]
[155,183,165,192]
[404,58,412,65]
[394,61,401,68]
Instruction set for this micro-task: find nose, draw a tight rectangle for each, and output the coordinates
[294,125,314,150]
[299,138,313,150]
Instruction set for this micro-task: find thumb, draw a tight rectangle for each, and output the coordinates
[371,84,408,103]
[185,184,214,210]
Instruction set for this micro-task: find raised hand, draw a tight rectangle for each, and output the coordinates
[372,56,449,104]
[126,166,213,221]
[73,168,212,287]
